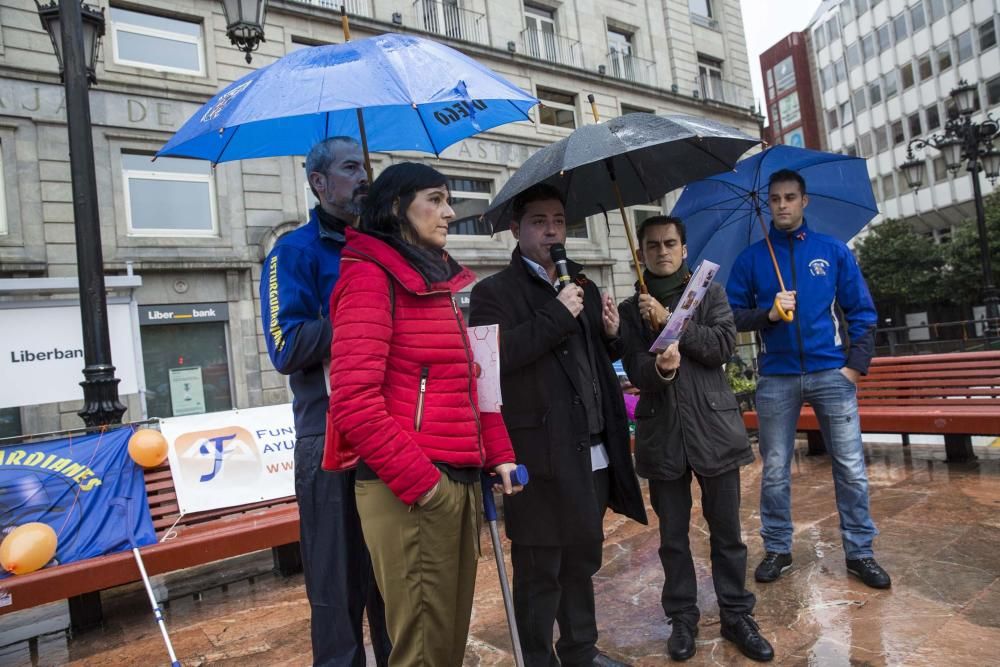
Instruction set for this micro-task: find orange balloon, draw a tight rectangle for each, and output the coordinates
[0,522,57,575]
[128,428,169,468]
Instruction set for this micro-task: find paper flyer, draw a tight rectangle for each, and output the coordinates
[649,260,720,353]
[467,324,502,412]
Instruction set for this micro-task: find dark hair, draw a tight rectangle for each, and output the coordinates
[768,169,806,196]
[361,162,448,239]
[511,183,565,224]
[636,215,686,245]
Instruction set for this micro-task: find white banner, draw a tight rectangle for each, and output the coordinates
[159,404,296,514]
[0,302,139,409]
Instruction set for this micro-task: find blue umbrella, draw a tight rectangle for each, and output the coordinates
[156,33,537,165]
[671,145,878,291]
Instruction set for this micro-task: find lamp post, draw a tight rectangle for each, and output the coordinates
[901,79,1000,337]
[220,0,269,63]
[36,0,126,426]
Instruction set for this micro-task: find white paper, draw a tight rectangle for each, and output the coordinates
[467,324,502,412]
[649,260,721,353]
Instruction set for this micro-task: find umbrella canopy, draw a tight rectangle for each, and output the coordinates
[156,33,538,163]
[671,145,879,286]
[483,113,758,233]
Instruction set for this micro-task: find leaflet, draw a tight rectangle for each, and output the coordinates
[649,260,721,353]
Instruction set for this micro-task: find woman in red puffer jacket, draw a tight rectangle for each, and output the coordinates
[325,162,519,667]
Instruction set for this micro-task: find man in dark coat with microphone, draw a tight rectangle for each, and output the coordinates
[470,183,646,667]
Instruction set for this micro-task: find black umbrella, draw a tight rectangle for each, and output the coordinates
[484,112,758,290]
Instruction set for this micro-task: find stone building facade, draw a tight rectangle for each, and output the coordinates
[0,0,758,435]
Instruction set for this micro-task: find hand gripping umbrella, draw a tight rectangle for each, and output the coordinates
[671,145,880,318]
[157,32,538,178]
[483,111,758,291]
[482,464,529,667]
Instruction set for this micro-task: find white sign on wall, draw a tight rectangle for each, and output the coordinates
[0,303,139,409]
[159,404,296,514]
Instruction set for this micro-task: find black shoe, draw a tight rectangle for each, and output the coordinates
[754,552,792,583]
[846,557,891,589]
[592,652,631,667]
[721,614,774,662]
[667,618,698,661]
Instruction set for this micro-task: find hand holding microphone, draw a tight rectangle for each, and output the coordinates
[551,243,584,318]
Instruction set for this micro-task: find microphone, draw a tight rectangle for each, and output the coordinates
[549,243,572,289]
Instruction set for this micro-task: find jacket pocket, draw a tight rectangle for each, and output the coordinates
[415,367,429,432]
[503,408,553,479]
[703,390,752,467]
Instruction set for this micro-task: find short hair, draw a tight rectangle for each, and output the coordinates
[636,215,686,245]
[360,162,448,240]
[511,183,565,224]
[305,136,361,198]
[768,169,806,196]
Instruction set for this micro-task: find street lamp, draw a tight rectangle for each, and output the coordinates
[36,0,125,426]
[220,0,269,64]
[901,79,1000,337]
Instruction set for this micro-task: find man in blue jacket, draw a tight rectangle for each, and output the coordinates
[727,169,890,590]
[260,137,390,666]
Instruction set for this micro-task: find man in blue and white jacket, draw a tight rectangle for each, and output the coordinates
[261,137,390,666]
[727,168,891,590]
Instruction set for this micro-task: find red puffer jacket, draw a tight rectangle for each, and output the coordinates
[324,229,515,505]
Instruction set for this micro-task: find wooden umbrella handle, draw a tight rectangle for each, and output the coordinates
[752,195,794,322]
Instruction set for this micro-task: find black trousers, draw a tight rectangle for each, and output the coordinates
[295,434,392,667]
[511,467,610,667]
[648,467,755,628]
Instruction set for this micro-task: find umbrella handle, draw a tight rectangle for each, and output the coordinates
[773,296,794,322]
[587,94,599,122]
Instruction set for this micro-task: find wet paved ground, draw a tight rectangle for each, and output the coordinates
[3,441,1000,666]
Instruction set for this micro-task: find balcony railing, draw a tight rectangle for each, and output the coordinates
[697,74,754,109]
[520,28,584,69]
[413,0,486,45]
[606,50,656,87]
[287,0,373,18]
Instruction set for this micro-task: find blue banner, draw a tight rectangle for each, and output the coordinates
[0,427,156,575]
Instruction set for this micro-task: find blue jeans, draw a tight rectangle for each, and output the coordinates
[755,368,878,560]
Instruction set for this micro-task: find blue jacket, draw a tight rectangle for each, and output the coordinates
[260,208,346,437]
[727,220,877,377]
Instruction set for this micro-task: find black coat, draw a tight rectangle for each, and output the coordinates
[618,282,754,481]
[470,248,647,546]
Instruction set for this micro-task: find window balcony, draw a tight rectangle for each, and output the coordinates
[606,50,657,87]
[412,0,487,45]
[697,73,754,109]
[520,28,584,69]
[287,0,374,18]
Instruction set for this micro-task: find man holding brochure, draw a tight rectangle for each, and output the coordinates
[618,216,773,662]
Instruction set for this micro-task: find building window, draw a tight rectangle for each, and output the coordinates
[621,103,653,115]
[926,103,941,130]
[840,101,853,125]
[910,3,927,32]
[774,56,795,93]
[861,34,876,62]
[908,112,923,139]
[927,0,946,23]
[447,177,493,236]
[537,87,576,129]
[524,5,558,62]
[871,177,880,200]
[608,28,644,83]
[901,62,915,89]
[933,155,948,181]
[141,319,233,419]
[877,24,891,53]
[948,0,967,9]
[979,19,997,52]
[893,14,909,42]
[814,25,826,51]
[854,0,868,16]
[987,74,1000,106]
[883,71,898,98]
[766,69,775,98]
[834,58,847,83]
[891,120,905,145]
[826,16,841,44]
[853,88,867,113]
[827,108,839,130]
[688,0,712,18]
[881,173,896,199]
[779,93,801,126]
[122,153,217,236]
[918,53,933,80]
[841,1,854,24]
[858,132,873,157]
[868,80,882,105]
[0,141,6,236]
[821,63,835,91]
[110,7,205,76]
[875,126,888,152]
[846,42,861,69]
[955,30,974,63]
[698,55,725,101]
[935,42,952,71]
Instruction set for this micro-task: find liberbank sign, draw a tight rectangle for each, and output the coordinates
[0,302,140,409]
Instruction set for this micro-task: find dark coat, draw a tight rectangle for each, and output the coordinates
[618,281,754,481]
[469,248,647,546]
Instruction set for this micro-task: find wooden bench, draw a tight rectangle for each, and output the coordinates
[0,461,300,632]
[742,351,1000,462]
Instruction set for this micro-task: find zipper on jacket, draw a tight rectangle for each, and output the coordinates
[415,366,429,432]
[452,295,485,465]
[787,235,807,374]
